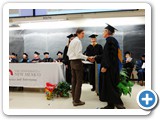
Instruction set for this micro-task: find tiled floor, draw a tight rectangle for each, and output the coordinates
[9,83,144,109]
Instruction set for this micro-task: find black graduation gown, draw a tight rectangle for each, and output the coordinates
[32,58,41,62]
[11,58,18,63]
[85,44,103,64]
[21,58,30,63]
[56,58,63,62]
[99,37,123,105]
[42,58,53,62]
[63,46,72,84]
[85,44,103,85]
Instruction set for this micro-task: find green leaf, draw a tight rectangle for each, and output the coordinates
[117,68,135,96]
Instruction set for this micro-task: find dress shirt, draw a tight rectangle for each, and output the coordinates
[67,37,88,60]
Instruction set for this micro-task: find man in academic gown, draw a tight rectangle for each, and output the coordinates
[10,53,18,63]
[42,52,53,62]
[99,24,125,109]
[56,51,63,62]
[32,51,41,63]
[85,34,103,91]
[20,53,30,63]
[63,34,75,84]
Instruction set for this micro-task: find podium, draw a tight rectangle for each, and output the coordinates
[95,62,101,94]
[82,61,93,83]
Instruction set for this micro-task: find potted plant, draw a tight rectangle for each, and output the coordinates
[117,68,134,96]
[54,81,70,97]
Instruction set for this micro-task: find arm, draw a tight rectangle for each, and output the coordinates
[136,60,142,71]
[75,40,88,60]
[122,59,127,68]
[101,44,109,69]
[101,39,118,69]
[130,59,135,68]
[63,46,69,65]
[95,45,103,63]
[85,46,90,56]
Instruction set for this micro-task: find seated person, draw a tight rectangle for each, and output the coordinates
[123,51,135,80]
[32,51,41,63]
[42,52,53,62]
[136,54,145,86]
[20,53,30,63]
[10,53,18,63]
[55,51,63,62]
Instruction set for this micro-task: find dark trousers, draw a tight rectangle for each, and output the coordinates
[70,59,83,103]
[137,69,145,81]
[126,68,133,81]
[66,65,72,84]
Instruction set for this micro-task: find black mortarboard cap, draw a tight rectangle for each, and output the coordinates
[23,53,28,57]
[44,52,49,55]
[12,53,16,56]
[105,23,118,33]
[34,51,40,55]
[67,34,74,39]
[89,34,98,38]
[57,51,63,55]
[12,53,17,56]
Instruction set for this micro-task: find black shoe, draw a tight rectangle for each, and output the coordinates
[100,105,115,109]
[73,101,85,106]
[91,88,95,91]
[115,104,126,109]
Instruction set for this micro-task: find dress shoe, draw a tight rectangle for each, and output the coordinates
[100,105,115,109]
[73,101,85,106]
[115,104,126,109]
[91,88,95,91]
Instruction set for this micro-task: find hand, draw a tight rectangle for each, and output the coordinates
[65,65,68,69]
[101,67,107,73]
[126,60,129,63]
[88,56,95,63]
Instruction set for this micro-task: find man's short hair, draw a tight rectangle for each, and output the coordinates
[76,28,84,34]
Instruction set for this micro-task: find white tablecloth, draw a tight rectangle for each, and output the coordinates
[9,63,65,88]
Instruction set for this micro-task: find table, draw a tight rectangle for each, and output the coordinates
[82,61,93,83]
[9,63,66,88]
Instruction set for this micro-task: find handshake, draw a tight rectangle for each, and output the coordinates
[87,56,96,63]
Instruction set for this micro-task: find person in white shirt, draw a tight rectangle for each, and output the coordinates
[67,28,92,106]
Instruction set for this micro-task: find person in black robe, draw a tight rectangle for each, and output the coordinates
[63,34,75,84]
[123,51,135,81]
[84,34,103,91]
[32,51,42,63]
[10,53,18,63]
[20,53,30,63]
[99,24,125,109]
[55,51,63,62]
[42,52,53,62]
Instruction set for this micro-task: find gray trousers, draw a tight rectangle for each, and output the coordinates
[70,59,83,103]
